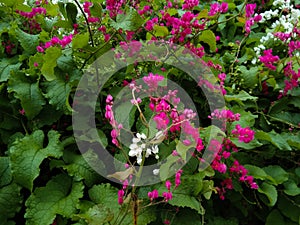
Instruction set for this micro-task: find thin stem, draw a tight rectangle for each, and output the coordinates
[73,0,95,47]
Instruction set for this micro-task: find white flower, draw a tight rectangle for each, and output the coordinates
[153,169,160,175]
[137,157,142,165]
[137,133,146,140]
[146,148,152,157]
[151,145,159,154]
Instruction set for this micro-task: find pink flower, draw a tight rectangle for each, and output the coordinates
[245,3,256,18]
[232,124,255,143]
[162,191,172,201]
[220,2,228,13]
[182,0,199,10]
[153,112,169,129]
[208,3,219,16]
[175,169,183,187]
[143,73,164,91]
[118,189,125,204]
[165,180,172,190]
[36,46,44,53]
[259,49,280,71]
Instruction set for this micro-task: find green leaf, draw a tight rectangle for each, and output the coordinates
[41,47,62,81]
[153,25,169,37]
[277,194,300,223]
[16,29,39,55]
[25,174,84,225]
[90,2,102,18]
[61,150,105,187]
[239,66,259,88]
[66,2,78,25]
[159,155,179,181]
[266,210,285,225]
[283,180,300,196]
[168,194,204,215]
[42,78,72,114]
[263,165,289,185]
[258,182,277,206]
[9,130,63,191]
[255,130,292,151]
[72,32,89,49]
[0,57,21,82]
[0,157,12,187]
[111,8,144,31]
[7,73,46,120]
[75,204,114,225]
[89,183,120,210]
[170,208,202,225]
[173,173,203,196]
[244,164,268,180]
[231,138,263,150]
[198,30,216,52]
[0,182,23,222]
[225,90,258,105]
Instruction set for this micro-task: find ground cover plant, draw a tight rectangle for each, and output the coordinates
[0,0,300,224]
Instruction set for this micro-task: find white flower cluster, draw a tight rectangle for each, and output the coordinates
[128,132,159,165]
[251,0,300,64]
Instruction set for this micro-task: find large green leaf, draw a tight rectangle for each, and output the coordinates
[111,8,144,31]
[41,47,62,81]
[42,78,72,114]
[16,29,39,55]
[75,204,114,225]
[0,157,12,188]
[9,130,63,191]
[239,66,259,88]
[7,72,46,120]
[263,165,289,186]
[89,183,119,209]
[277,194,300,223]
[255,130,292,151]
[0,57,21,82]
[0,182,23,223]
[25,174,84,225]
[168,194,204,215]
[198,30,217,52]
[60,150,105,187]
[244,164,268,180]
[258,182,277,206]
[72,32,89,49]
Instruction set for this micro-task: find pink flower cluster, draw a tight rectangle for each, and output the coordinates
[218,73,227,95]
[182,0,199,10]
[208,2,229,16]
[208,109,240,123]
[161,11,205,43]
[16,7,46,18]
[259,49,280,71]
[105,95,123,147]
[215,153,258,200]
[83,2,100,23]
[36,34,73,52]
[119,41,142,57]
[148,170,183,202]
[232,124,255,143]
[281,61,300,96]
[244,3,262,34]
[106,0,126,18]
[143,73,164,92]
[138,5,152,16]
[2,40,15,55]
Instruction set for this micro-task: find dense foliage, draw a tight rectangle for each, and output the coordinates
[0,0,300,224]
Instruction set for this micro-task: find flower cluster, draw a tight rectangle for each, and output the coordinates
[232,124,255,143]
[259,49,280,71]
[244,3,262,34]
[128,132,160,165]
[36,34,73,52]
[208,2,229,16]
[105,95,123,147]
[148,170,183,203]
